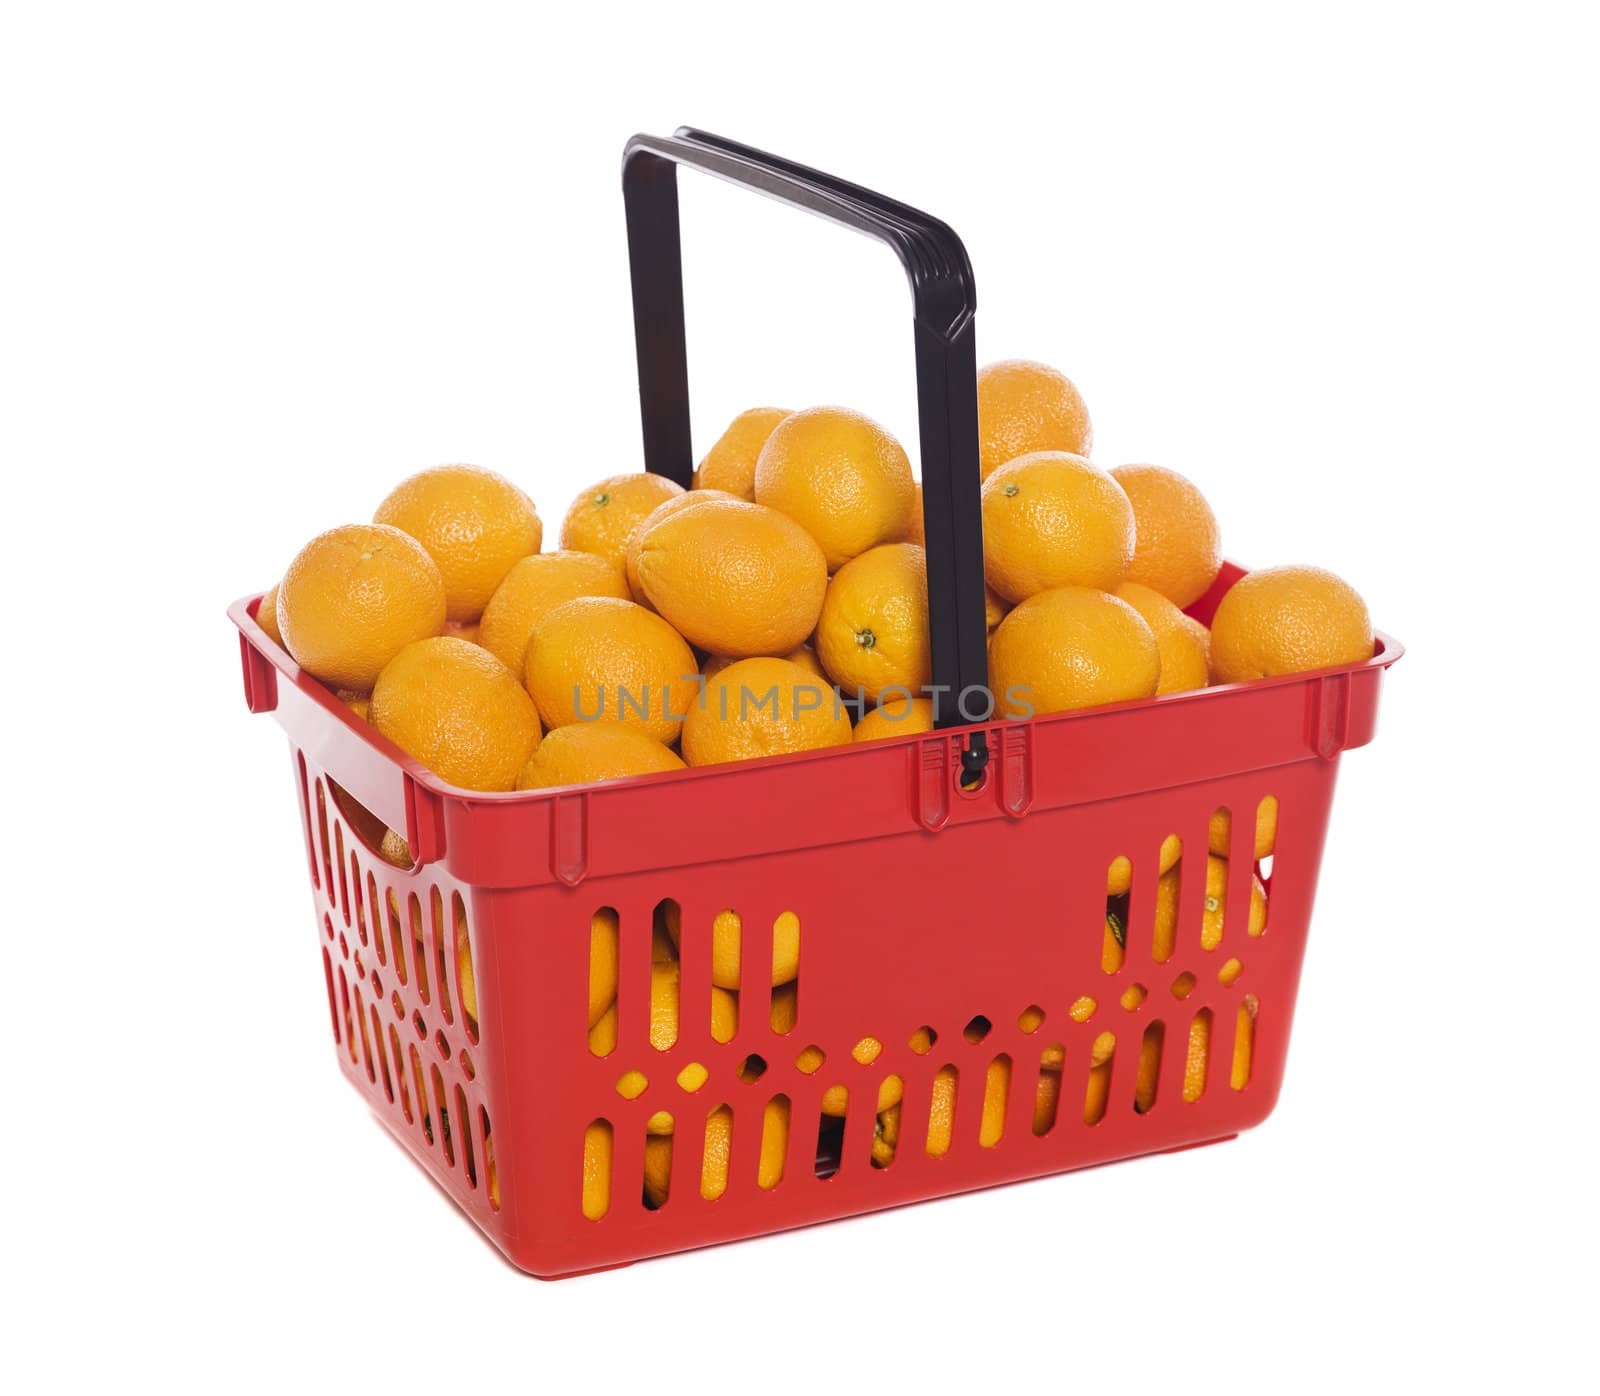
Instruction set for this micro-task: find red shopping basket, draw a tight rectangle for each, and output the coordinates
[230,128,1402,1278]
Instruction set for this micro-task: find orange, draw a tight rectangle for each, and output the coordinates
[900,500,1009,633]
[484,1125,499,1209]
[853,694,936,742]
[1103,907,1128,973]
[976,359,1093,479]
[633,498,827,658]
[558,472,684,569]
[442,619,479,645]
[754,406,915,570]
[591,957,736,1064]
[1115,581,1210,695]
[699,1106,734,1201]
[587,1001,619,1055]
[1209,796,1278,860]
[677,1067,710,1095]
[978,1056,1011,1146]
[327,779,388,859]
[513,722,684,790]
[901,483,925,545]
[1033,1068,1063,1134]
[925,1068,957,1151]
[1091,1030,1116,1068]
[647,960,738,1051]
[374,464,542,622]
[370,637,541,792]
[822,1073,903,1117]
[1134,1030,1160,1113]
[643,1133,673,1207]
[849,1037,884,1066]
[872,1104,902,1165]
[454,901,476,1023]
[650,903,679,965]
[1182,1012,1211,1103]
[1231,1002,1256,1090]
[1153,862,1183,960]
[1202,855,1268,947]
[641,1106,754,1203]
[477,551,629,673]
[338,690,371,721]
[794,1042,826,1075]
[704,643,825,684]
[985,586,1010,634]
[692,407,791,499]
[581,1120,613,1219]
[622,489,736,604]
[1151,856,1267,956]
[923,1062,1008,1152]
[681,656,852,766]
[278,524,445,691]
[769,982,799,1034]
[815,543,930,702]
[757,1096,791,1190]
[1085,1030,1117,1122]
[588,907,619,1027]
[523,596,697,745]
[981,452,1135,602]
[378,827,413,870]
[989,586,1160,718]
[1107,832,1183,897]
[1159,859,1261,957]
[1110,464,1223,609]
[668,907,799,989]
[1209,565,1373,683]
[255,584,284,647]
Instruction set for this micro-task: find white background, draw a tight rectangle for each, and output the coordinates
[4,2,1596,1389]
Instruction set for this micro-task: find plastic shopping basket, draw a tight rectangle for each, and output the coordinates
[229,128,1402,1278]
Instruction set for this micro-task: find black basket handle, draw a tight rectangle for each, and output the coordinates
[621,126,990,774]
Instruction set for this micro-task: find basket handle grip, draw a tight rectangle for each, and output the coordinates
[622,127,990,771]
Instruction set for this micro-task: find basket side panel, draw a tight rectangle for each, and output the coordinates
[289,744,512,1247]
[492,756,1341,1277]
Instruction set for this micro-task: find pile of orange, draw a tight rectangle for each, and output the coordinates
[258,361,1374,795]
[580,902,804,1208]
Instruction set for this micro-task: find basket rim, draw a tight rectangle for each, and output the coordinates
[229,571,1402,807]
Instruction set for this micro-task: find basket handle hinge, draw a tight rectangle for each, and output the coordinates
[403,776,447,866]
[994,722,1032,817]
[914,736,953,831]
[914,729,1009,830]
[1306,672,1352,759]
[550,791,590,886]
